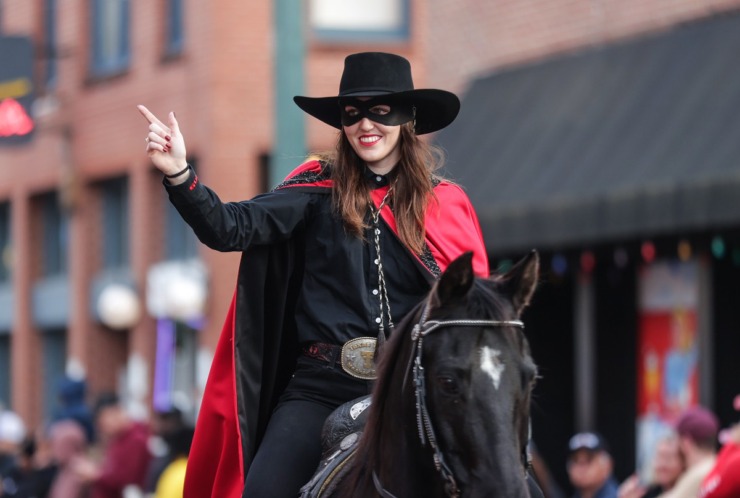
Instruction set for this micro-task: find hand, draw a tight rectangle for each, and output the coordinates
[137,105,188,182]
[618,474,646,498]
[70,456,100,483]
[720,423,740,445]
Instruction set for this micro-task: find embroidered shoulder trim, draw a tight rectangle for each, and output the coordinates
[273,162,332,191]
[420,244,441,278]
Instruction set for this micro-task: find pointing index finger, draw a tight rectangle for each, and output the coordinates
[137,105,169,131]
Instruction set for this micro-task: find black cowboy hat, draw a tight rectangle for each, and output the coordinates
[294,52,460,135]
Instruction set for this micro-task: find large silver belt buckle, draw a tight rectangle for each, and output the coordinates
[340,337,377,380]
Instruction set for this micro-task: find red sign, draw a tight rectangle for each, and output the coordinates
[0,98,34,137]
[0,36,35,145]
[637,309,699,418]
[635,260,700,481]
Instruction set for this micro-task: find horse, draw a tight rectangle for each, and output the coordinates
[301,250,541,498]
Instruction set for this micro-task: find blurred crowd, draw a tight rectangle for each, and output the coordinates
[2,380,738,498]
[0,378,194,498]
[531,394,740,498]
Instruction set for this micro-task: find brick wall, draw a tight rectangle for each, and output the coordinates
[426,0,740,93]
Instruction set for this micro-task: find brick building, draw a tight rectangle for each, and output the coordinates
[0,0,433,428]
[425,0,740,92]
[2,1,739,480]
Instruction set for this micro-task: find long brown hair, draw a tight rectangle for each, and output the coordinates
[326,123,445,255]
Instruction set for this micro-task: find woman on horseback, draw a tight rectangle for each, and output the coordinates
[138,52,488,498]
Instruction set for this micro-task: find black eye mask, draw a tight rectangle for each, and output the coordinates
[339,97,415,127]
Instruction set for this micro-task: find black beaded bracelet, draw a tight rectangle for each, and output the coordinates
[164,164,190,179]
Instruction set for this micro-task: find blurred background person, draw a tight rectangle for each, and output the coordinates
[152,426,194,498]
[699,394,740,498]
[566,432,619,498]
[71,393,151,498]
[0,424,57,498]
[144,408,185,496]
[0,410,25,480]
[659,405,718,498]
[51,377,95,444]
[47,420,89,498]
[618,434,684,498]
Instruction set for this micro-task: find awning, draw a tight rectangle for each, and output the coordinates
[436,12,740,254]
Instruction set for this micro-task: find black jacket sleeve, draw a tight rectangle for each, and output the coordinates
[164,170,314,252]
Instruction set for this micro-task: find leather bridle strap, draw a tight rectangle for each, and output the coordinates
[373,471,400,498]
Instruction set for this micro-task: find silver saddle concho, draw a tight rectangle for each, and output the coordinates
[340,337,378,380]
[300,395,372,497]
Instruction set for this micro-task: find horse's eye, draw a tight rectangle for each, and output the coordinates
[436,376,460,396]
[522,364,538,389]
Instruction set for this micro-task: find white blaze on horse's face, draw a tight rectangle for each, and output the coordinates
[480,346,505,390]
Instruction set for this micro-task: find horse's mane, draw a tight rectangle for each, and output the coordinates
[340,278,514,498]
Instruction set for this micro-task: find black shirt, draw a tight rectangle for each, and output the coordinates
[166,167,432,345]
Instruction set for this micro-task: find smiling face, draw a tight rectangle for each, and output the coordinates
[342,99,403,174]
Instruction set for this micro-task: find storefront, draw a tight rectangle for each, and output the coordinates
[437,12,740,488]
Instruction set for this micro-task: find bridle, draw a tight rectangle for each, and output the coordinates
[373,298,530,498]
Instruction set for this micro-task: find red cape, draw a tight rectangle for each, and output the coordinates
[184,160,488,498]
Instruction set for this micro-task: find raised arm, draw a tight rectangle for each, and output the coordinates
[137,105,313,251]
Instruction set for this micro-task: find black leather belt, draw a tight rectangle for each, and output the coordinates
[301,338,378,380]
[301,342,342,365]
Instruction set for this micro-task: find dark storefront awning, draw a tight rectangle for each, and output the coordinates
[437,12,740,254]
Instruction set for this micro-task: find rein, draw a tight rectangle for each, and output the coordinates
[373,299,527,498]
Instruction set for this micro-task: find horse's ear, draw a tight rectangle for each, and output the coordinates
[432,251,475,307]
[499,250,539,316]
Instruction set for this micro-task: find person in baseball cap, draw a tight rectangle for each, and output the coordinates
[567,431,618,498]
[662,405,719,498]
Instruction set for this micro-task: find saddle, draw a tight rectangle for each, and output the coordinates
[300,395,545,498]
[299,395,372,498]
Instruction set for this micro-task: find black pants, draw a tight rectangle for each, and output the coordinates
[242,356,370,498]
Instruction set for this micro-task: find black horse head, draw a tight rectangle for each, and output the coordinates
[340,251,540,498]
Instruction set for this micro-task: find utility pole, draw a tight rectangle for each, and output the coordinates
[272,0,306,187]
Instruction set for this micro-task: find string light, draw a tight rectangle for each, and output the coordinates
[733,249,740,267]
[580,251,596,273]
[711,236,726,259]
[497,259,513,273]
[677,239,692,262]
[641,241,656,263]
[614,247,629,268]
[552,253,568,276]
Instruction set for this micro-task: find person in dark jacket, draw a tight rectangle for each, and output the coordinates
[567,432,619,498]
[51,377,94,444]
[71,393,151,498]
[138,52,490,498]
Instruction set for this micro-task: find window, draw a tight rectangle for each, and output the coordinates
[41,193,69,277]
[90,0,130,77]
[165,201,197,260]
[309,0,409,42]
[0,335,9,409]
[0,202,10,282]
[165,0,184,57]
[43,0,58,88]
[41,328,67,418]
[100,177,129,269]
[164,160,196,260]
